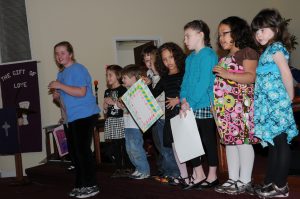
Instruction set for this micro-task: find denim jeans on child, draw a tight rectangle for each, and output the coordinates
[152,119,180,177]
[124,128,150,175]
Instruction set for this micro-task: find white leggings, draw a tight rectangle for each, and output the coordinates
[226,144,254,183]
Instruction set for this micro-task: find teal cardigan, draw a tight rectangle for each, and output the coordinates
[180,47,218,109]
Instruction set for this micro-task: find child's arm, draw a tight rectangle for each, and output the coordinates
[116,99,126,110]
[104,97,115,105]
[103,100,108,114]
[148,78,163,98]
[213,60,257,84]
[48,80,87,97]
[273,52,294,100]
[166,97,180,110]
[52,90,60,102]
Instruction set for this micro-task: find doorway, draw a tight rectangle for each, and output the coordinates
[114,37,161,67]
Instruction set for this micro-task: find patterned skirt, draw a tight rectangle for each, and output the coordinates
[214,77,260,145]
[104,117,125,140]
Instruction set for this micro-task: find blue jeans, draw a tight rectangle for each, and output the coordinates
[124,128,150,175]
[152,119,180,177]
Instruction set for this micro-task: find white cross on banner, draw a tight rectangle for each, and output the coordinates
[0,107,20,154]
[2,121,10,136]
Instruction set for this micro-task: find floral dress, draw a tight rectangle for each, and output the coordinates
[254,42,298,146]
[213,48,260,145]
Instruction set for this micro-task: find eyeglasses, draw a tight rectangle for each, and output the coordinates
[218,31,232,38]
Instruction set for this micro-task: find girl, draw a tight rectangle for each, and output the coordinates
[149,48,180,183]
[212,16,260,195]
[149,42,188,187]
[180,20,219,190]
[48,41,100,198]
[251,9,298,198]
[103,65,133,178]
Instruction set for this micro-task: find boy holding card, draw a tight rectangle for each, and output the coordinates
[120,64,150,180]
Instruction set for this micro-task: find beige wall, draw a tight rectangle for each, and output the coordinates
[1,0,299,176]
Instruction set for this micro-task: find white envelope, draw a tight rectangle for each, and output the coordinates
[170,110,205,163]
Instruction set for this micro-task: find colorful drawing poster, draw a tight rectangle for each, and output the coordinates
[52,125,68,157]
[121,79,163,132]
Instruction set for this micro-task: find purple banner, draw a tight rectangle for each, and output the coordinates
[0,61,42,153]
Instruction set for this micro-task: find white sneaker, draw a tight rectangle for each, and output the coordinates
[131,173,150,180]
[130,170,140,177]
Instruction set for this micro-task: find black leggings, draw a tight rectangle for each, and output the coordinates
[68,114,98,188]
[265,133,291,187]
[190,118,219,168]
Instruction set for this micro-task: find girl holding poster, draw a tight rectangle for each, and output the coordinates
[180,20,219,190]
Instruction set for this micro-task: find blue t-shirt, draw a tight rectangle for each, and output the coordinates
[180,47,218,109]
[57,63,100,122]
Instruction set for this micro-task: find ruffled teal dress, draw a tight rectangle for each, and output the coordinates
[254,42,298,147]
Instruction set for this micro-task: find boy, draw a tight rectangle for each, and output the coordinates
[121,64,150,179]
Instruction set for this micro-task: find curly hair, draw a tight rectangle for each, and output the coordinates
[218,16,257,51]
[184,20,211,47]
[155,42,186,76]
[251,8,292,52]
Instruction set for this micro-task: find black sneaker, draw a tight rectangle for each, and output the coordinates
[75,186,100,198]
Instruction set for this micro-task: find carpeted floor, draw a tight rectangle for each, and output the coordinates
[1,149,300,199]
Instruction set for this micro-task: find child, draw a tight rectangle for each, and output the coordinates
[121,64,150,180]
[48,41,100,198]
[212,17,260,195]
[141,45,157,79]
[251,9,298,198]
[148,47,180,183]
[180,20,219,190]
[141,45,164,177]
[103,65,133,178]
[149,42,188,187]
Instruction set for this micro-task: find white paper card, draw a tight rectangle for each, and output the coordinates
[170,110,205,163]
[121,79,163,132]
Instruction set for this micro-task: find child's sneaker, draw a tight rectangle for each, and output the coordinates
[128,170,141,178]
[69,187,80,197]
[67,165,75,172]
[256,183,289,198]
[131,173,150,180]
[75,185,100,198]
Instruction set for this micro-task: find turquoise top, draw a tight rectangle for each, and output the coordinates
[180,47,218,109]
